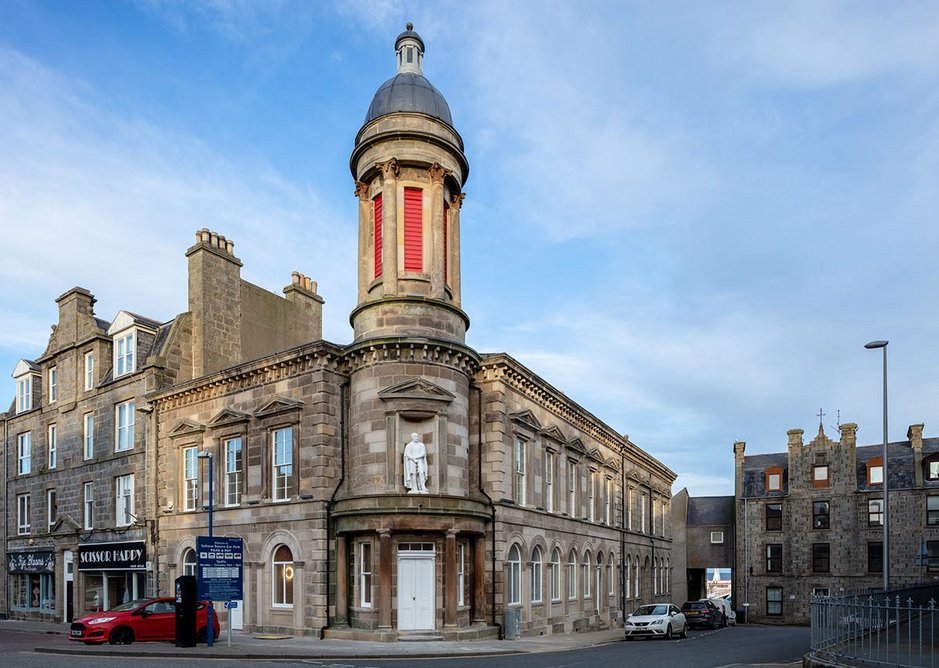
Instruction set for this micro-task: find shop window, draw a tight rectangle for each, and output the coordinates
[766,587,783,616]
[766,502,782,531]
[812,543,830,573]
[868,542,883,573]
[813,501,830,529]
[766,544,782,573]
[867,457,884,486]
[273,545,294,608]
[507,544,521,605]
[765,465,784,492]
[813,464,829,488]
[9,572,54,612]
[531,546,543,603]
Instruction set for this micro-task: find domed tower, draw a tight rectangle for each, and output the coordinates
[333,25,488,637]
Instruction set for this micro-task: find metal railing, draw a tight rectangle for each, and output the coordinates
[810,586,939,668]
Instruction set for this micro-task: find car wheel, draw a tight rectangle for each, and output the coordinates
[664,624,672,640]
[108,627,134,645]
[196,627,208,643]
[680,623,688,639]
[624,635,633,641]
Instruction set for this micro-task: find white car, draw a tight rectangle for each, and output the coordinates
[624,603,687,640]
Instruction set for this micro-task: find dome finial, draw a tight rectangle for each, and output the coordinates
[395,22,424,76]
[406,21,413,31]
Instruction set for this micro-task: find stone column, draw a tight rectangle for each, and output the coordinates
[293,561,305,631]
[355,180,371,303]
[449,193,464,306]
[429,163,447,298]
[335,535,348,625]
[472,536,486,625]
[378,159,399,296]
[445,530,458,627]
[378,530,392,629]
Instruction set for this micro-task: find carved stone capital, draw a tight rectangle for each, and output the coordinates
[429,162,448,185]
[450,192,466,210]
[354,180,370,200]
[377,158,399,180]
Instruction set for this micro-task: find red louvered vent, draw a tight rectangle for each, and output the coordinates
[373,194,383,278]
[404,187,423,272]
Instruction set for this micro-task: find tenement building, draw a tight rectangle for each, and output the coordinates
[734,422,939,624]
[3,25,675,639]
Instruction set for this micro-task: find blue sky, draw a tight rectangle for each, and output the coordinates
[2,1,938,497]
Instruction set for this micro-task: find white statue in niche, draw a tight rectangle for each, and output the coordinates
[403,433,429,494]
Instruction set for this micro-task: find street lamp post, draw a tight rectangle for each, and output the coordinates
[197,451,215,647]
[865,340,889,592]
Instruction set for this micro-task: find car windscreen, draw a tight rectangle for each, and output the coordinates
[682,602,708,610]
[109,599,151,612]
[634,604,669,616]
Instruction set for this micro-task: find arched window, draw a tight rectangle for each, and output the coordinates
[608,554,615,595]
[625,555,631,599]
[507,544,521,605]
[531,547,543,603]
[653,558,658,596]
[583,551,592,598]
[567,550,577,600]
[550,548,561,601]
[273,544,294,608]
[634,557,640,599]
[182,548,197,577]
[664,558,670,594]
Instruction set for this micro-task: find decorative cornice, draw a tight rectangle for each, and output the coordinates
[345,337,481,377]
[478,354,676,483]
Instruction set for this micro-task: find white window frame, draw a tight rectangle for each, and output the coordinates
[83,482,94,530]
[567,551,577,600]
[113,330,135,378]
[115,400,135,451]
[48,366,57,403]
[634,558,640,598]
[531,547,543,603]
[47,424,57,469]
[17,494,30,535]
[507,544,521,605]
[583,552,592,598]
[457,543,465,606]
[83,413,94,460]
[513,437,526,506]
[544,451,554,513]
[183,447,199,511]
[272,427,293,502]
[360,542,373,608]
[224,437,243,507]
[869,464,884,485]
[608,555,615,595]
[550,548,561,601]
[588,471,596,522]
[115,474,134,526]
[15,375,32,413]
[710,530,725,544]
[272,546,294,609]
[567,461,576,516]
[47,489,57,530]
[18,432,31,475]
[640,492,648,533]
[183,549,197,577]
[625,556,632,598]
[84,351,95,390]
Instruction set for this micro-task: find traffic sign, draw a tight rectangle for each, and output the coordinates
[196,536,243,601]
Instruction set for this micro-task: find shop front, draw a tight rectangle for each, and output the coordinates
[77,540,147,612]
[7,550,56,617]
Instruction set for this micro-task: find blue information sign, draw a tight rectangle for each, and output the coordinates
[196,536,243,601]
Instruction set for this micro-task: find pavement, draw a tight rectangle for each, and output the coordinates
[0,618,805,665]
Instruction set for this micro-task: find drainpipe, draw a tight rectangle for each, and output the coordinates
[321,380,348,638]
[471,382,500,640]
[3,414,7,618]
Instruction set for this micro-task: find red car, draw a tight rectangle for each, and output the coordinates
[69,596,220,645]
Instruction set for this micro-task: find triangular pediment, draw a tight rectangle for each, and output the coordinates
[50,514,81,534]
[539,425,567,443]
[208,409,251,427]
[378,378,455,403]
[12,359,39,378]
[567,437,588,455]
[167,419,205,438]
[509,410,542,431]
[254,396,303,418]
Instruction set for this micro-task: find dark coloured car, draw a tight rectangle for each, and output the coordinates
[681,599,722,629]
[69,596,219,645]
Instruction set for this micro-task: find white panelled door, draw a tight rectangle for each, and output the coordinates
[397,555,435,630]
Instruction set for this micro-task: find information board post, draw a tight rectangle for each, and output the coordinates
[197,452,214,647]
[197,536,244,649]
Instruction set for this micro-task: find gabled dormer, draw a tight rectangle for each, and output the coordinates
[12,359,40,414]
[107,310,159,379]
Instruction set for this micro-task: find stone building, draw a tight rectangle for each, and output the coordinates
[3,25,676,639]
[734,422,939,624]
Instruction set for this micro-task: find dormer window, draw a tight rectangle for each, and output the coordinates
[13,360,38,414]
[924,454,939,481]
[765,465,784,492]
[813,465,829,488]
[114,330,135,377]
[867,457,884,486]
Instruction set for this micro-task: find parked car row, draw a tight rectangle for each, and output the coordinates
[625,598,736,640]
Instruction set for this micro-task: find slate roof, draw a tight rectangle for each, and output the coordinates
[687,496,735,526]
